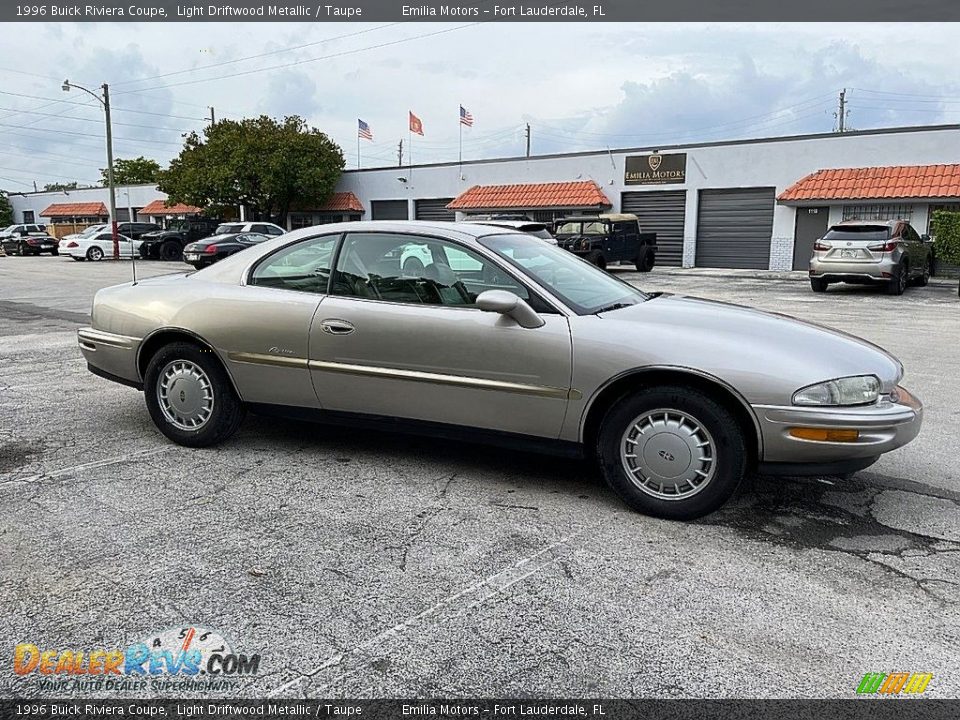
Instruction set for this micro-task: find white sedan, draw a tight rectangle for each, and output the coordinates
[60,232,140,261]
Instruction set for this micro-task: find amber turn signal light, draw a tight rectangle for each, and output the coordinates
[789,427,860,442]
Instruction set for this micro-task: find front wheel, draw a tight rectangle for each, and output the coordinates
[596,385,747,520]
[912,258,930,287]
[159,240,183,261]
[810,277,829,293]
[144,342,245,447]
[585,250,607,270]
[634,247,655,272]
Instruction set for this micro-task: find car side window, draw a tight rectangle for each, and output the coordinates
[249,235,339,294]
[331,232,530,308]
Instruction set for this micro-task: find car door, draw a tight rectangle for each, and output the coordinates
[903,223,924,274]
[308,231,574,439]
[220,232,342,409]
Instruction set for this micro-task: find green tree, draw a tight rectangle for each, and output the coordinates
[0,192,13,226]
[101,156,162,185]
[930,209,960,296]
[159,115,344,223]
[43,181,81,192]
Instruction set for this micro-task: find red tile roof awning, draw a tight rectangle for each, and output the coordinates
[40,202,108,218]
[316,191,364,214]
[447,181,612,211]
[140,200,204,215]
[778,164,960,202]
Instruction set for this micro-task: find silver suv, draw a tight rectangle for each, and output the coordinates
[809,220,933,295]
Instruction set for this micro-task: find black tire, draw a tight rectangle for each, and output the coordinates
[143,342,245,448]
[86,246,104,261]
[50,249,58,256]
[885,263,907,295]
[634,247,655,272]
[159,240,183,261]
[810,277,829,293]
[596,385,747,520]
[402,256,425,275]
[912,258,930,287]
[585,250,607,270]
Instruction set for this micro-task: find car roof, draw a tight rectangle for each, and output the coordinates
[467,220,548,229]
[558,213,639,222]
[284,220,519,241]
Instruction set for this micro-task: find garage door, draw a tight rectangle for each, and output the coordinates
[695,188,775,269]
[621,191,686,267]
[370,200,409,220]
[415,198,456,221]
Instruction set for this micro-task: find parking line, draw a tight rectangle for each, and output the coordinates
[1,445,174,485]
[266,530,582,697]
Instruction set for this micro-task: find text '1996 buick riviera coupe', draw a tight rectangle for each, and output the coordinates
[79,221,923,519]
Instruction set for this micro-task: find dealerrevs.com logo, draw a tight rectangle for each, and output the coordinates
[856,672,933,695]
[13,626,260,692]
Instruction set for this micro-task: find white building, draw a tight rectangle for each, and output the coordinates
[332,123,960,270]
[9,124,960,270]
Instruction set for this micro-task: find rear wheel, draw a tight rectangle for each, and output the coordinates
[159,240,182,261]
[86,246,104,261]
[634,247,655,272]
[810,277,829,293]
[912,258,931,287]
[144,342,245,447]
[596,385,747,520]
[585,250,607,270]
[885,263,907,295]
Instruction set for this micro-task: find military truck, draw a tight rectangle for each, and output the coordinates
[554,213,657,271]
[138,218,222,261]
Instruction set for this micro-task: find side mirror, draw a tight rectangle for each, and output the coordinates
[476,290,545,329]
[921,234,931,242]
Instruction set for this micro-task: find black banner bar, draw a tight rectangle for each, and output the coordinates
[1,0,959,22]
[2,700,960,720]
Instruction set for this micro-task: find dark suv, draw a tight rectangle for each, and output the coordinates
[554,214,657,271]
[139,218,222,261]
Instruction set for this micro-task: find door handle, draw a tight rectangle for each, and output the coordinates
[319,319,355,335]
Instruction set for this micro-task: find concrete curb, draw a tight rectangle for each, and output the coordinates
[647,267,958,287]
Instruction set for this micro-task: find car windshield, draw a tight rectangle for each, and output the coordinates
[1,225,15,233]
[79,225,106,237]
[478,233,647,314]
[216,223,243,234]
[824,225,890,242]
[555,221,607,236]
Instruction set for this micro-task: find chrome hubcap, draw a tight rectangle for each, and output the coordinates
[620,409,716,501]
[157,360,214,430]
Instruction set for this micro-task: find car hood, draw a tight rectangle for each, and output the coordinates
[587,294,903,404]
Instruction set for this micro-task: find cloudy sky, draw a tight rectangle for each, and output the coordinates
[1,21,958,191]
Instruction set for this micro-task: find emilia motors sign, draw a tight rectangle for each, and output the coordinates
[625,153,687,185]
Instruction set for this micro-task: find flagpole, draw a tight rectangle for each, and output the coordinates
[458,111,463,178]
[357,133,361,170]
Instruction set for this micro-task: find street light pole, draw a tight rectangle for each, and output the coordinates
[62,79,119,260]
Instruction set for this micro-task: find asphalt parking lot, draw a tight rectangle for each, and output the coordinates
[1,255,959,699]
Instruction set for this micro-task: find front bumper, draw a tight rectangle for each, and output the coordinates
[78,327,142,387]
[753,387,922,468]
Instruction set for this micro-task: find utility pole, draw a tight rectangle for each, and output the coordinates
[63,79,119,261]
[836,88,847,133]
[398,139,404,168]
[525,123,531,158]
[209,106,216,125]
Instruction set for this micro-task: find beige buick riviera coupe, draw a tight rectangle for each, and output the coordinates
[79,222,922,519]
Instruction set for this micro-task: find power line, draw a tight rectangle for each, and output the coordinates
[112,23,403,88]
[0,104,199,133]
[0,165,100,184]
[0,88,209,121]
[0,120,184,147]
[114,23,483,95]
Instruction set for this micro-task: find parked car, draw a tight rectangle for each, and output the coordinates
[139,218,223,261]
[468,220,557,243]
[60,224,108,243]
[60,232,139,261]
[2,234,58,256]
[809,219,933,295]
[182,232,271,269]
[554,213,657,271]
[212,221,286,237]
[0,224,48,251]
[78,221,922,521]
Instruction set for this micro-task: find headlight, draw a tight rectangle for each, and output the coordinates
[792,375,880,406]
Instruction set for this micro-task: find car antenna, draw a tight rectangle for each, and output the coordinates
[130,232,138,285]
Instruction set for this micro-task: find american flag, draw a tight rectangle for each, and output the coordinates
[358,119,373,140]
[460,105,474,127]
